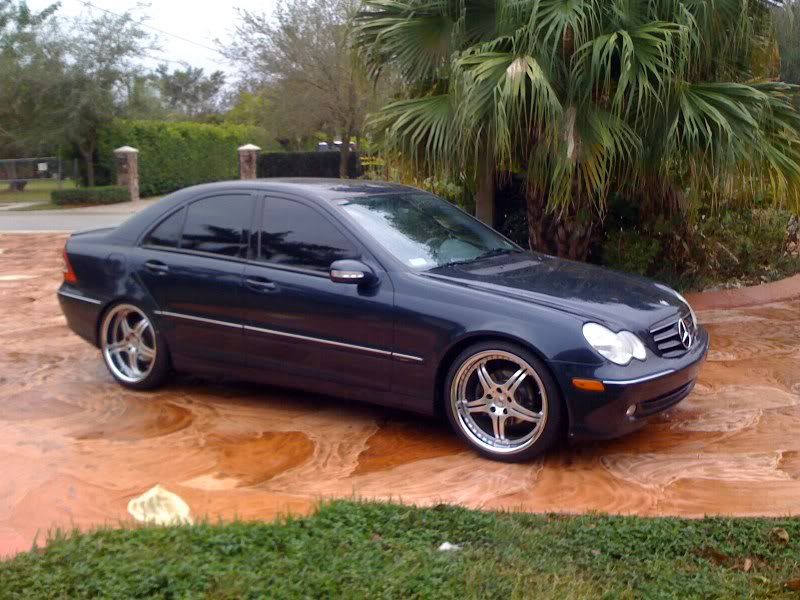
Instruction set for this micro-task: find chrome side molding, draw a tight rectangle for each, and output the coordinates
[154,310,425,363]
[57,290,102,305]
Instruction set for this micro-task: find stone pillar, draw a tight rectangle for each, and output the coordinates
[238,144,261,180]
[114,146,140,202]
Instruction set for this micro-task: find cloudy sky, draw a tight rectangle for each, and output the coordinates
[27,0,277,76]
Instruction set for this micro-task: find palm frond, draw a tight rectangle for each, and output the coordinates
[367,93,461,173]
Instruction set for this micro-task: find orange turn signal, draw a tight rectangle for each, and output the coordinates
[572,378,605,392]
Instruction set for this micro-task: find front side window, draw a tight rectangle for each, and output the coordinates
[180,195,252,257]
[258,198,357,272]
[336,192,517,270]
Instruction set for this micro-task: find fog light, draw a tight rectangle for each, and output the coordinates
[626,404,637,417]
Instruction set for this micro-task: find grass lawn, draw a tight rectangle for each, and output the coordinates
[1,501,800,599]
[0,179,76,204]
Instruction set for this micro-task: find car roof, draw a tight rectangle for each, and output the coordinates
[253,178,414,199]
[171,178,416,201]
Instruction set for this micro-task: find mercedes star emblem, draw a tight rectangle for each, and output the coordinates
[678,318,693,350]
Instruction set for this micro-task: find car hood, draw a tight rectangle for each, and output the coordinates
[426,252,686,331]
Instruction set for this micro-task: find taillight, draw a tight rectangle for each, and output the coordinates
[62,247,78,283]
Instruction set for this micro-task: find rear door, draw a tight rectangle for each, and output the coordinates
[135,192,255,366]
[241,195,395,391]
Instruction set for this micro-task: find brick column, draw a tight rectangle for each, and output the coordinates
[114,146,140,202]
[238,144,261,180]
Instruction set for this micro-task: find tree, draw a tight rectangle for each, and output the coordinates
[0,1,60,157]
[223,0,375,177]
[356,0,800,259]
[57,10,156,186]
[155,64,226,118]
[0,2,156,184]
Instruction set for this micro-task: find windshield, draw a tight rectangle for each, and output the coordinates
[336,192,518,270]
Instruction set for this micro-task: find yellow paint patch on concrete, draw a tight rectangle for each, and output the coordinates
[127,484,193,525]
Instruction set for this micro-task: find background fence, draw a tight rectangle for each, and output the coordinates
[0,157,72,182]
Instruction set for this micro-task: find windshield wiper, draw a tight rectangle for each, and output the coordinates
[475,248,515,260]
[432,248,517,269]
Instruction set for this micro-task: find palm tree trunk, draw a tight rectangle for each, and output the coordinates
[475,150,495,225]
[526,183,595,260]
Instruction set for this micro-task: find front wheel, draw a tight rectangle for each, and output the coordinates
[444,341,563,462]
[100,302,170,390]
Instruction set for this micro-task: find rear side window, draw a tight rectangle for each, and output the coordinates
[258,197,357,272]
[180,195,253,257]
[144,208,184,248]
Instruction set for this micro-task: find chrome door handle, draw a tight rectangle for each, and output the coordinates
[245,277,276,291]
[145,260,169,274]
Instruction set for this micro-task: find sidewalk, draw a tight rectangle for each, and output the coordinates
[0,198,159,232]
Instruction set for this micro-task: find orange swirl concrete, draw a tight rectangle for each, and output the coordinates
[1,233,799,555]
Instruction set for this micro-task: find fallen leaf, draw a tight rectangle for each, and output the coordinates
[696,547,729,565]
[742,558,753,572]
[127,484,192,525]
[772,528,790,544]
[785,579,800,591]
[591,549,601,556]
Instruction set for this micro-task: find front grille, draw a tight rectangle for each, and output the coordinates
[638,380,695,417]
[649,311,696,358]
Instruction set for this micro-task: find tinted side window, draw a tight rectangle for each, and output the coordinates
[180,195,252,257]
[259,198,357,271]
[145,208,184,248]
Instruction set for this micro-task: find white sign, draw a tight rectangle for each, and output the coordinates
[37,162,48,172]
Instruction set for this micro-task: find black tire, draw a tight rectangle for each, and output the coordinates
[98,302,171,390]
[443,340,563,462]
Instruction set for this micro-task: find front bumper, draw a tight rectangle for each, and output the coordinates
[556,326,709,441]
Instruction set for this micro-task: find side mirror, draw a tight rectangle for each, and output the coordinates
[329,259,375,285]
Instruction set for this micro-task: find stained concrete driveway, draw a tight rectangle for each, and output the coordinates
[1,233,799,555]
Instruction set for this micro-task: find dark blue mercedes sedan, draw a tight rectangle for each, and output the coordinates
[57,179,709,461]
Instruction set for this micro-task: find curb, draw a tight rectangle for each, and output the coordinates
[686,274,800,311]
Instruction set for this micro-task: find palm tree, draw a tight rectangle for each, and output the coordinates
[355,0,800,259]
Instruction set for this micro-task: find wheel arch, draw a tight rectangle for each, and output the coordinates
[433,332,572,429]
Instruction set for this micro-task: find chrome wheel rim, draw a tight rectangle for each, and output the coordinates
[451,350,547,454]
[101,304,157,384]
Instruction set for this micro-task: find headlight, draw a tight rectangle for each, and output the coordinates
[582,323,647,366]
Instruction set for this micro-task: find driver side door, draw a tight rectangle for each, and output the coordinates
[241,195,396,394]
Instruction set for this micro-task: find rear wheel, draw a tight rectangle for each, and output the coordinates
[100,303,170,390]
[444,341,563,462]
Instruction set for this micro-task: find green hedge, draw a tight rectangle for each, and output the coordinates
[257,151,362,178]
[51,186,129,206]
[96,120,268,197]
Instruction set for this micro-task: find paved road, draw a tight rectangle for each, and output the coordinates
[2,233,800,555]
[0,199,157,232]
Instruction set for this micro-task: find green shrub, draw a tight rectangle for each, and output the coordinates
[601,205,799,290]
[257,151,362,178]
[602,228,662,276]
[96,120,270,197]
[51,186,129,206]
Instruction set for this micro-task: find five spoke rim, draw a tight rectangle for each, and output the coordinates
[101,304,157,383]
[451,350,547,454]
